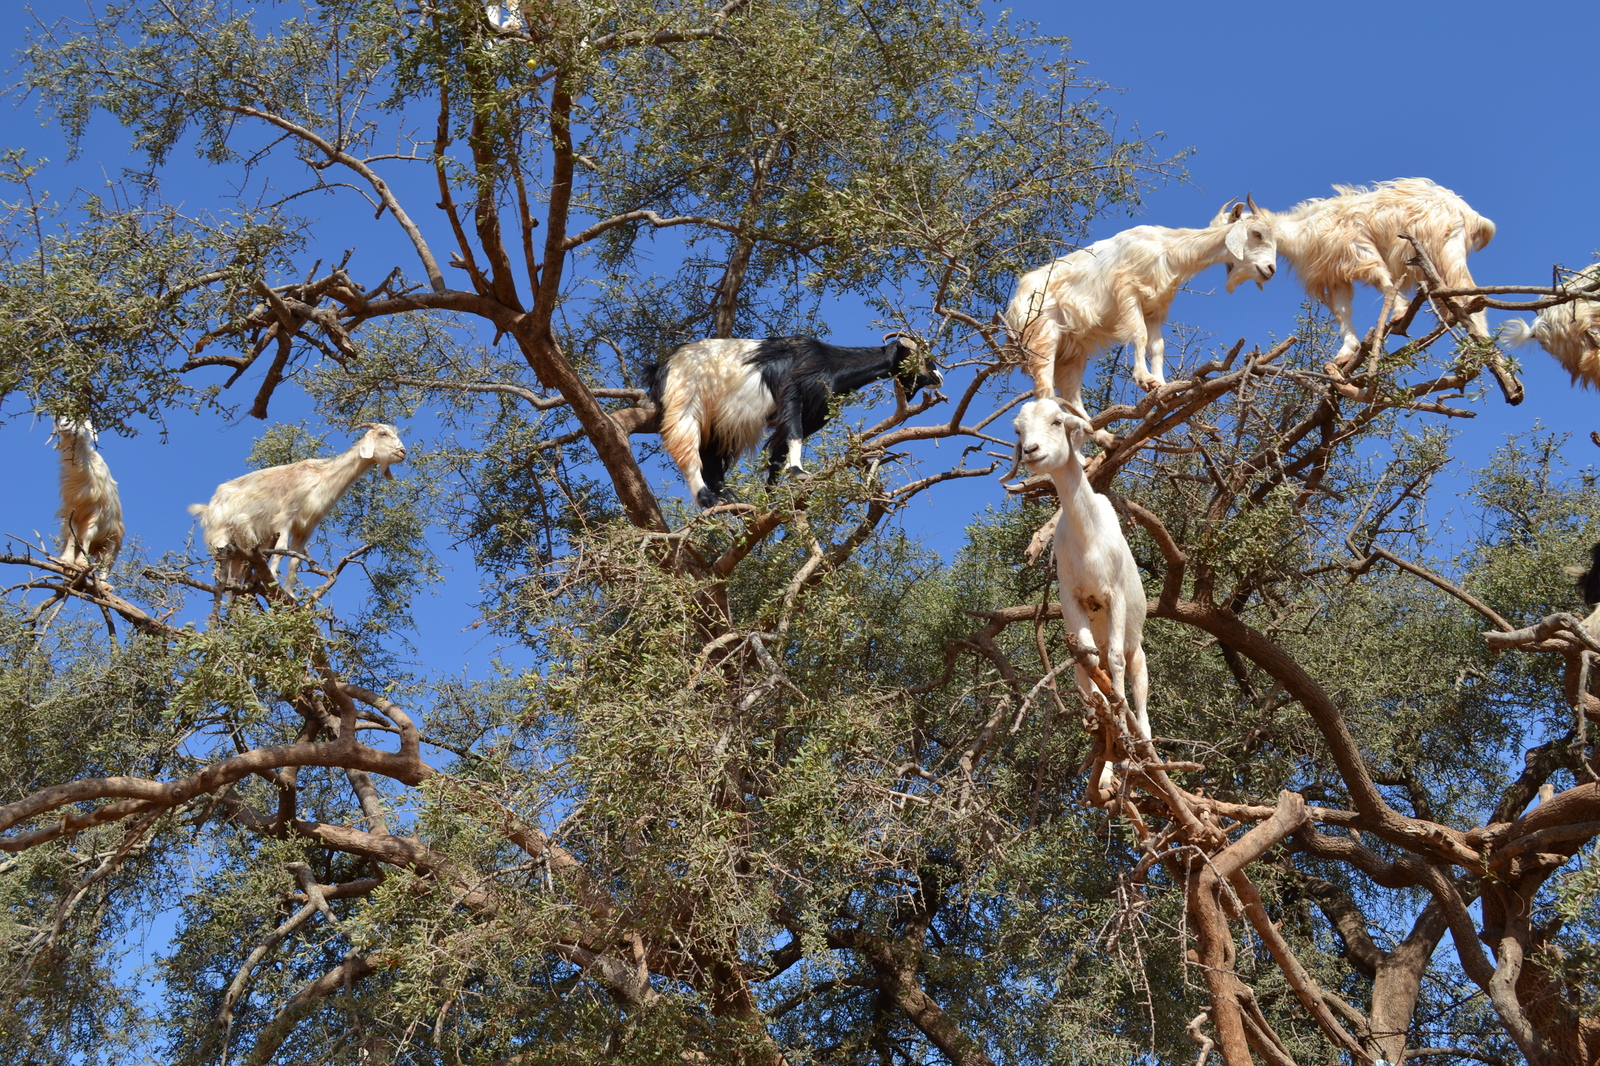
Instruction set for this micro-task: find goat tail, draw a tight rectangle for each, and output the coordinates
[1498,317,1539,349]
[187,503,208,518]
[1470,214,1496,252]
[639,362,665,406]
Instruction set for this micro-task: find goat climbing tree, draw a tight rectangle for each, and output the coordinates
[0,3,1597,1065]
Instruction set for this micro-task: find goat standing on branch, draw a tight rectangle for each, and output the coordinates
[189,423,406,595]
[50,418,124,570]
[1500,263,1600,389]
[643,334,942,508]
[1003,200,1277,408]
[1264,178,1496,367]
[1010,399,1150,792]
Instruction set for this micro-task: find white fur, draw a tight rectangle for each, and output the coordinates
[1004,203,1277,408]
[50,418,124,568]
[1500,264,1600,390]
[1012,400,1150,788]
[655,339,775,502]
[188,424,406,594]
[1265,178,1496,364]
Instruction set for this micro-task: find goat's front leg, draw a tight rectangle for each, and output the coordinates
[1139,311,1169,389]
[283,534,310,593]
[767,394,808,484]
[268,529,291,585]
[1059,595,1102,698]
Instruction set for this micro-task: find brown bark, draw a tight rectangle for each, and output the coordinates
[854,936,996,1066]
[523,77,668,534]
[1186,857,1255,1066]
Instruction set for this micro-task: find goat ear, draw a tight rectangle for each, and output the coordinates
[359,436,377,460]
[1225,219,1249,259]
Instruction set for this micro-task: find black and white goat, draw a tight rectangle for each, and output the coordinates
[642,335,942,507]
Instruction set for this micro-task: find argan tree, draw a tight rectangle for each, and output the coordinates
[1,3,1596,1065]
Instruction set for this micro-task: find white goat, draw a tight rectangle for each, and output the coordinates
[1265,178,1496,366]
[1500,264,1600,389]
[50,418,124,569]
[1011,399,1150,791]
[1004,200,1277,408]
[189,423,406,594]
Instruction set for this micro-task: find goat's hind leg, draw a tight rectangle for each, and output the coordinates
[699,444,733,507]
[1125,302,1160,391]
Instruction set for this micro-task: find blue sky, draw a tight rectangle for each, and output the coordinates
[3,0,1599,652]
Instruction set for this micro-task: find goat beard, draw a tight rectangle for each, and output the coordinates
[381,464,395,480]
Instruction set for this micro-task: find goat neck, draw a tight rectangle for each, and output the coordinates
[1160,223,1237,279]
[290,446,384,535]
[1041,441,1100,549]
[805,343,907,394]
[1265,208,1312,266]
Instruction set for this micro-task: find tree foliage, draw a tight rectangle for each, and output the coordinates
[2,3,1598,1066]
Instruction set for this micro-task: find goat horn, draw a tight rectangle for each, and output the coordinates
[1001,438,1025,482]
[351,422,381,432]
[882,331,914,346]
[1246,192,1259,214]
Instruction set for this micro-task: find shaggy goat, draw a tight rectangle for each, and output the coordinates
[50,418,124,569]
[642,335,942,508]
[1010,399,1150,788]
[1266,178,1496,366]
[1500,264,1600,389]
[189,423,406,594]
[1004,200,1277,407]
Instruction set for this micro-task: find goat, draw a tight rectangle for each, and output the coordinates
[1003,200,1277,408]
[189,423,406,594]
[50,418,124,569]
[1265,178,1496,366]
[1009,398,1150,792]
[1500,265,1600,389]
[642,335,942,508]
[1567,542,1600,643]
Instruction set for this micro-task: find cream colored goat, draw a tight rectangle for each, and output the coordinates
[1004,200,1277,409]
[1011,399,1150,791]
[1500,264,1600,389]
[1266,178,1496,365]
[50,418,124,569]
[189,423,406,594]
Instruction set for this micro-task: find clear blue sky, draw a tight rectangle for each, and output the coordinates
[3,0,1599,650]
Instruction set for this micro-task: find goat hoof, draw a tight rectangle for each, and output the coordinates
[695,487,719,508]
[784,465,807,479]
